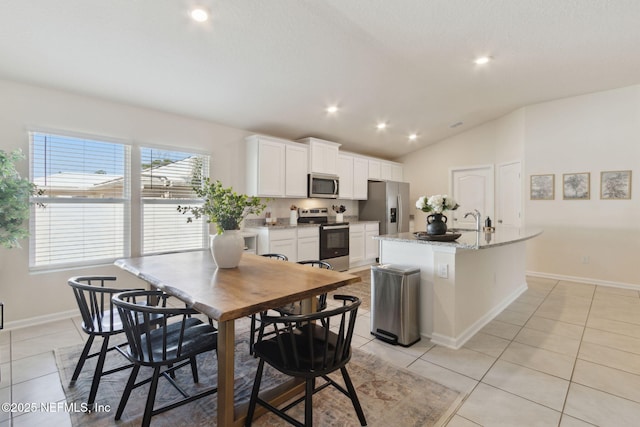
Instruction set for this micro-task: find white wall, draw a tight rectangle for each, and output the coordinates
[0,79,252,325]
[400,85,640,287]
[524,85,640,286]
[399,109,525,229]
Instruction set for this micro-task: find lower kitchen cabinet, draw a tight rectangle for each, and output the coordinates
[349,222,379,268]
[297,227,319,261]
[253,228,297,262]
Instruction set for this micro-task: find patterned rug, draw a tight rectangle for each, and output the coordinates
[55,317,460,426]
[331,268,372,311]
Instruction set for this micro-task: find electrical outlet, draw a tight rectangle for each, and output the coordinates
[581,256,590,264]
[437,264,449,279]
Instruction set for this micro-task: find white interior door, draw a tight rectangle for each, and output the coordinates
[497,161,522,227]
[450,165,494,229]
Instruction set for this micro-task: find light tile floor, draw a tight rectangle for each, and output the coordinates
[1,276,640,426]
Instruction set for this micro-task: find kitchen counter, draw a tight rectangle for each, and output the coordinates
[375,227,542,249]
[376,226,542,349]
[245,219,379,230]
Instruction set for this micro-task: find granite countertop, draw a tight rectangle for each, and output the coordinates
[245,218,379,230]
[374,227,543,250]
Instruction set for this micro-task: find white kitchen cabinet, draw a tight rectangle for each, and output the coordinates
[337,154,354,199]
[349,224,365,266]
[297,227,319,261]
[380,161,403,182]
[352,156,368,200]
[285,144,308,197]
[246,135,286,197]
[247,135,308,198]
[368,159,381,180]
[365,223,379,261]
[298,137,340,175]
[253,228,297,261]
[391,163,403,182]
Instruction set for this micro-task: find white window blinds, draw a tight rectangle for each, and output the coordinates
[140,147,209,255]
[30,132,130,269]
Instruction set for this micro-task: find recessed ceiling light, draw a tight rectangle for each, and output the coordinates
[408,133,418,141]
[326,106,338,114]
[191,8,209,22]
[376,122,387,130]
[474,56,491,65]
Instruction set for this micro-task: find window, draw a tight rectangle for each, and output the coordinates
[141,147,209,255]
[30,132,130,269]
[29,131,210,270]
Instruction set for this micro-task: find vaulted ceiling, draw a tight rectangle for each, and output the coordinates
[1,0,639,158]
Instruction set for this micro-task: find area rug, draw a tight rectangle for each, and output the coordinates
[56,318,460,426]
[331,268,372,311]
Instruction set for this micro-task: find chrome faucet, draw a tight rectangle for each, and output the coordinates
[464,209,482,231]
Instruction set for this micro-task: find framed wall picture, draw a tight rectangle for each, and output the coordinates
[530,174,554,200]
[563,172,590,200]
[601,170,632,199]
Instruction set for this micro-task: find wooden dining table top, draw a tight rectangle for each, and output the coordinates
[115,250,361,321]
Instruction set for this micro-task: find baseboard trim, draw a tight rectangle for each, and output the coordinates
[429,281,528,349]
[3,309,77,331]
[527,271,640,291]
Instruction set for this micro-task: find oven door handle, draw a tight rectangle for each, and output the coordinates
[321,224,349,230]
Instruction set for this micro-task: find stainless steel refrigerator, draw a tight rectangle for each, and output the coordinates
[359,181,410,235]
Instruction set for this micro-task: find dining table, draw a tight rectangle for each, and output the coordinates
[115,250,360,427]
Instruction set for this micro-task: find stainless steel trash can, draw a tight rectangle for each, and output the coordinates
[370,264,420,347]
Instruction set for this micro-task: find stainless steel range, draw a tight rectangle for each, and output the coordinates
[298,208,349,272]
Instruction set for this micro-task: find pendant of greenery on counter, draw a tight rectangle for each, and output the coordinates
[0,149,43,248]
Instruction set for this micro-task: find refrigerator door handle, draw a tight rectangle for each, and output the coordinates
[397,194,403,232]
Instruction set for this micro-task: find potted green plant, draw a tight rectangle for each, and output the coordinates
[178,178,266,268]
[0,149,42,249]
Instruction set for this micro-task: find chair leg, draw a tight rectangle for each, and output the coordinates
[341,367,367,426]
[116,364,140,420]
[88,336,110,405]
[305,378,314,427]
[190,356,199,383]
[142,366,161,427]
[245,358,265,427]
[70,335,95,383]
[249,314,256,355]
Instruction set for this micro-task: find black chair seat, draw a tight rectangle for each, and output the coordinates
[254,324,346,378]
[132,318,217,365]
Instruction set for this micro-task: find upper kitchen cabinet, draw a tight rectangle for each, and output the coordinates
[368,159,381,180]
[285,143,308,197]
[246,135,308,198]
[297,137,340,175]
[337,154,354,199]
[338,152,368,200]
[381,161,404,182]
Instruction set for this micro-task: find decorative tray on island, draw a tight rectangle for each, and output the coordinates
[413,231,462,242]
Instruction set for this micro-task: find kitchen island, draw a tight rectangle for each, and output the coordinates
[374,227,542,349]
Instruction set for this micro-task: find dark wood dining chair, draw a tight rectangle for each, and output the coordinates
[68,276,138,406]
[245,295,366,427]
[251,259,332,355]
[112,289,218,427]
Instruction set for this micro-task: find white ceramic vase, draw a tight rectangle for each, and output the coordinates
[336,213,344,222]
[210,230,244,268]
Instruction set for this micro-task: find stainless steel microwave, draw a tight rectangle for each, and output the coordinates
[308,173,339,199]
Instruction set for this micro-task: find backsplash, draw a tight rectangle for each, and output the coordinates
[244,198,359,227]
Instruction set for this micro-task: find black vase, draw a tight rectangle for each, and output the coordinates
[427,213,448,235]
